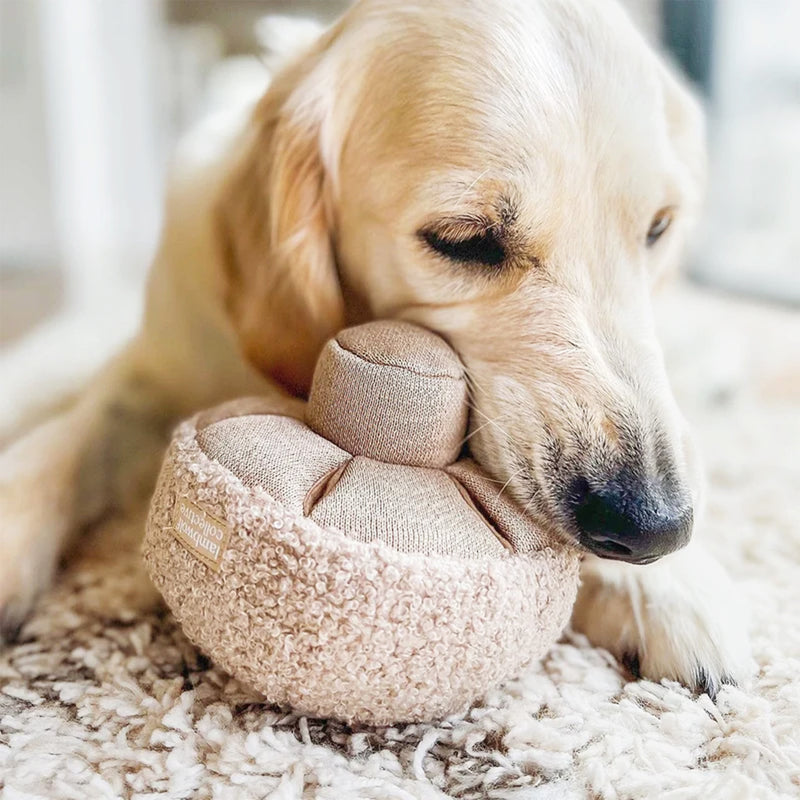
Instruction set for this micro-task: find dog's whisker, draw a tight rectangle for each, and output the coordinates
[468,399,514,435]
[463,372,510,423]
[494,465,527,501]
[462,371,531,502]
[466,403,515,445]
[455,167,491,204]
[463,402,508,431]
[521,491,537,517]
[460,416,504,447]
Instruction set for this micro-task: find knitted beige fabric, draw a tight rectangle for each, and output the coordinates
[306,322,468,467]
[143,321,580,725]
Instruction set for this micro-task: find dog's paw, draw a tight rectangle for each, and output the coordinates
[571,543,753,698]
[0,563,50,647]
[0,455,64,646]
[0,493,63,644]
[0,509,59,646]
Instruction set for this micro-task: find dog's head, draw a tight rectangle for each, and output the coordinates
[219,0,707,563]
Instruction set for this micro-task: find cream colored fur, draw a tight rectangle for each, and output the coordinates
[0,0,750,694]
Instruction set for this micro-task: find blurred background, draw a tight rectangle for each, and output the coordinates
[0,0,798,348]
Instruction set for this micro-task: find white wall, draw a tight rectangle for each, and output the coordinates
[37,0,166,307]
[0,0,57,270]
[695,0,800,302]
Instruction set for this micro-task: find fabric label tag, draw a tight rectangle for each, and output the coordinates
[172,496,231,571]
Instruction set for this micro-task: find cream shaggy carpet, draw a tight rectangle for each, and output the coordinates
[1,285,799,799]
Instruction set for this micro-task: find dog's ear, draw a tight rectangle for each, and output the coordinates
[216,42,345,396]
[652,67,707,287]
[662,68,707,207]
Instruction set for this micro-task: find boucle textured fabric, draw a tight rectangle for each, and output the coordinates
[142,321,579,724]
[144,422,578,725]
[2,285,799,799]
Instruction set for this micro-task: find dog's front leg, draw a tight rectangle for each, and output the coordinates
[571,539,753,697]
[0,344,173,642]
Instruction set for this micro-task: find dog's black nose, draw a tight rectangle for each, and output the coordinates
[568,476,692,564]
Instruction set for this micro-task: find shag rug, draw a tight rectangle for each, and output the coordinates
[1,285,799,799]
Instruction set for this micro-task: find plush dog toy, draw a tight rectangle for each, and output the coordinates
[143,321,579,725]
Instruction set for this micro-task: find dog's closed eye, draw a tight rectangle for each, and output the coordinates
[646,208,674,247]
[420,219,506,267]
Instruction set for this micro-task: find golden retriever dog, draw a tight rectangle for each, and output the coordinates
[0,0,750,696]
